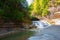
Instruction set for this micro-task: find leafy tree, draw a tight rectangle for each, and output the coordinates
[29,0,50,17]
[55,0,60,6]
[0,0,28,20]
[0,0,31,28]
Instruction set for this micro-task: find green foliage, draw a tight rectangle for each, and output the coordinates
[13,10,25,21]
[55,0,60,6]
[29,0,50,17]
[0,9,4,15]
[0,0,29,22]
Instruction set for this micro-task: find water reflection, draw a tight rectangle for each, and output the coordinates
[28,33,57,40]
[28,20,52,40]
[28,36,40,40]
[28,19,60,40]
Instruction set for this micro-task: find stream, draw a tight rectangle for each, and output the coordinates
[28,20,60,40]
[1,19,60,40]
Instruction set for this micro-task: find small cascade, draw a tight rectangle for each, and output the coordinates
[32,20,51,28]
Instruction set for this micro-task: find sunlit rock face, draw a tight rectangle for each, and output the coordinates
[52,19,60,25]
[48,12,60,25]
[56,5,60,11]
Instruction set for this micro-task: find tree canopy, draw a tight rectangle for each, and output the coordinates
[0,0,60,28]
[29,0,50,17]
[0,0,29,22]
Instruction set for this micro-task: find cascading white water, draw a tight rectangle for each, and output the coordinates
[32,20,51,28]
[28,20,60,40]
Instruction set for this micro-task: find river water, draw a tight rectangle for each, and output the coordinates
[28,20,60,40]
[1,19,60,40]
[32,20,51,28]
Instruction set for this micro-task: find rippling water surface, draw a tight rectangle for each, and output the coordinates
[28,21,60,40]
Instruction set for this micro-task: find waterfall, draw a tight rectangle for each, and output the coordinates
[32,20,51,28]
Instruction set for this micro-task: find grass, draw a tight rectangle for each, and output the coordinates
[0,31,34,40]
